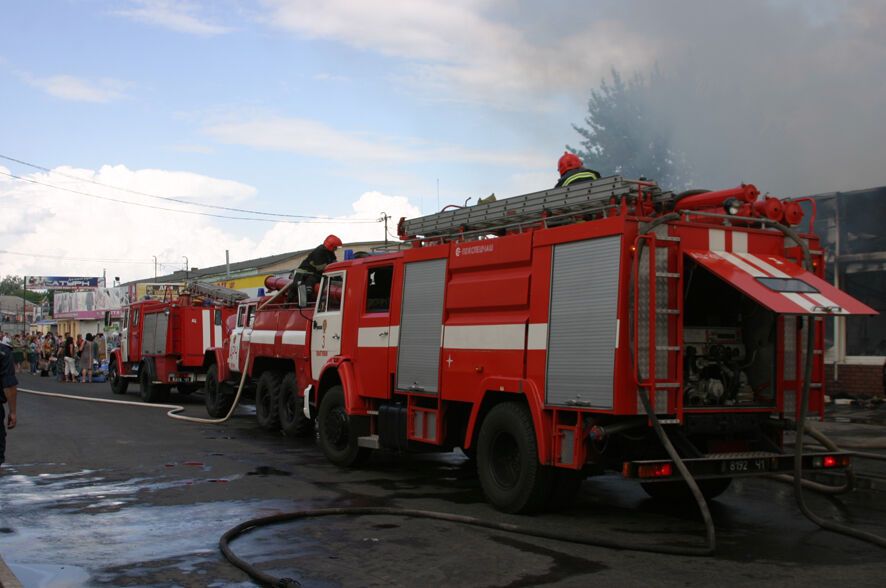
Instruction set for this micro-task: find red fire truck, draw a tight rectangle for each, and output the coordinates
[109,282,246,403]
[201,277,315,436]
[212,177,876,513]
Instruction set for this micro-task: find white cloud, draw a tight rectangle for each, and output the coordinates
[21,74,130,103]
[205,116,548,167]
[253,191,419,258]
[260,0,656,110]
[115,0,232,36]
[0,164,413,283]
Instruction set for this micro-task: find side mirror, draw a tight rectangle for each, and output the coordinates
[298,284,308,307]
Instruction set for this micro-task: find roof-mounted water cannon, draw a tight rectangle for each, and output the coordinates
[753,196,785,222]
[264,276,292,292]
[674,184,760,213]
[782,199,804,226]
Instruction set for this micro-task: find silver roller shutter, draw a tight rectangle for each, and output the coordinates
[546,236,621,407]
[397,258,447,393]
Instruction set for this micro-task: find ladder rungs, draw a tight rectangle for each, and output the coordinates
[655,235,681,242]
[658,272,680,278]
[658,419,682,425]
[656,346,681,351]
[654,383,681,389]
[656,308,680,314]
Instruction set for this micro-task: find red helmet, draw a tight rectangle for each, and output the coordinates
[324,234,342,251]
[558,151,583,176]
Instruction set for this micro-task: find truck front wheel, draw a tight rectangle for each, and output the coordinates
[255,371,282,430]
[279,373,313,437]
[109,360,128,395]
[204,364,235,418]
[477,402,551,514]
[318,385,370,467]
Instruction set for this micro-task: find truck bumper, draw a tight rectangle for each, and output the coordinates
[623,451,852,481]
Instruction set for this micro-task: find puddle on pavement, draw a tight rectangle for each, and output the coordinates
[0,466,298,583]
[246,466,291,477]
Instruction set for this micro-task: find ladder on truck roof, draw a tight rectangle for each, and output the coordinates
[183,281,249,306]
[399,175,672,240]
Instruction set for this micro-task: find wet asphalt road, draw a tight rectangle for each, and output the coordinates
[1,373,885,587]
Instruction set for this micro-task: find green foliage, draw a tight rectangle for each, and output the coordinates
[0,275,46,304]
[569,68,692,191]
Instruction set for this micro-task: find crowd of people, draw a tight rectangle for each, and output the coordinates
[0,331,113,383]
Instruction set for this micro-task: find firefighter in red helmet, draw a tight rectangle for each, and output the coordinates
[292,235,342,299]
[555,152,600,188]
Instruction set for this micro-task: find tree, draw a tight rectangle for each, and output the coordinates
[0,275,47,304]
[568,68,692,191]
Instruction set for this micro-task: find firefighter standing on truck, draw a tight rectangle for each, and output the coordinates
[555,152,600,188]
[294,235,342,295]
[0,338,18,468]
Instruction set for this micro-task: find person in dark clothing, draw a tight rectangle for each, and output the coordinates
[555,152,601,188]
[1,340,19,466]
[293,235,342,296]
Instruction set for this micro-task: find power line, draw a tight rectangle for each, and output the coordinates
[0,249,161,265]
[0,153,373,221]
[0,169,378,224]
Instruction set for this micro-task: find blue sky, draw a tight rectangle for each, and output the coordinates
[1,1,884,281]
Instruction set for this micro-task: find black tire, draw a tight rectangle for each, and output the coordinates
[317,385,370,467]
[278,373,313,437]
[204,364,235,418]
[641,477,733,501]
[139,366,170,403]
[109,360,128,395]
[255,371,282,430]
[477,402,551,514]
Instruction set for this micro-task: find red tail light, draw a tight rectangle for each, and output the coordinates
[637,463,673,478]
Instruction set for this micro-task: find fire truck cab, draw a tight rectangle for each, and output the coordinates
[307,177,875,513]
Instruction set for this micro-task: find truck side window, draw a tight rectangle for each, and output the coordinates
[318,274,343,313]
[365,266,393,313]
[246,305,256,327]
[123,309,130,329]
[214,309,222,325]
[132,309,140,326]
[237,307,246,328]
[326,275,343,312]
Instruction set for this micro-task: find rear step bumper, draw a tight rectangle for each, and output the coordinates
[623,451,852,481]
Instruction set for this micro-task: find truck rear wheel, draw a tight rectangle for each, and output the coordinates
[205,364,235,418]
[641,477,733,501]
[279,373,313,437]
[477,402,551,514]
[109,360,128,395]
[140,368,170,403]
[255,372,282,430]
[318,385,370,467]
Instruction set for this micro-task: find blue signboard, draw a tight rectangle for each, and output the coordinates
[26,276,102,290]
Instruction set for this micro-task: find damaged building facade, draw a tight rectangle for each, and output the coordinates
[809,186,886,397]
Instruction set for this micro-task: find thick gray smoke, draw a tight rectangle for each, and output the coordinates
[547,0,886,196]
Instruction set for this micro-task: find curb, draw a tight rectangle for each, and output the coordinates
[0,554,23,588]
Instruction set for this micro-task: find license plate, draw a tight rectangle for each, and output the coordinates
[723,458,770,474]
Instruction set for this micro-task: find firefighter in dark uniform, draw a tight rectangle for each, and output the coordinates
[292,235,343,298]
[1,339,18,467]
[555,152,601,188]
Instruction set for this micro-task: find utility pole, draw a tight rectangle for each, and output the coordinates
[22,275,27,335]
[379,212,391,245]
[182,256,189,281]
[153,256,158,280]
